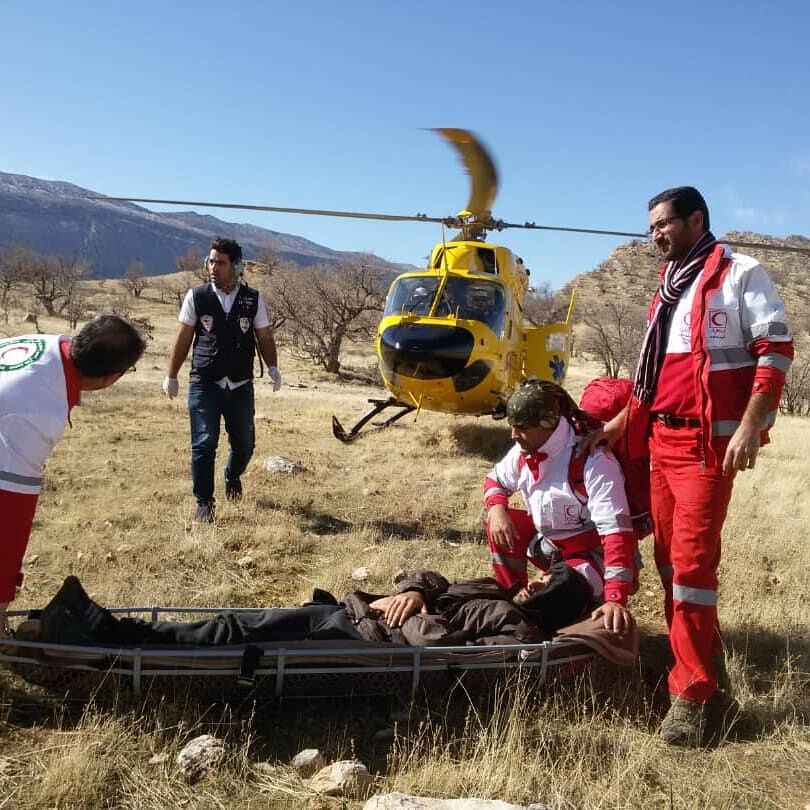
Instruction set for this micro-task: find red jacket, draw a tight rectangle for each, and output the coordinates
[626,244,793,464]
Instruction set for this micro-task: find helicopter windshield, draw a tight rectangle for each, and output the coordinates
[384,276,505,334]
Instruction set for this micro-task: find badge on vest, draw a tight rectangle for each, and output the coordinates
[200,315,214,332]
[239,317,251,333]
[707,308,729,339]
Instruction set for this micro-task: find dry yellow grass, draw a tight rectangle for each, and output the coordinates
[1,278,809,809]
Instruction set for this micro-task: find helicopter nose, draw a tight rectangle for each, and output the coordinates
[379,324,474,380]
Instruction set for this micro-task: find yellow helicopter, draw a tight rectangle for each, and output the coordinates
[332,128,579,441]
[97,128,809,441]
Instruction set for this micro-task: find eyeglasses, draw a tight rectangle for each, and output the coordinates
[647,215,683,235]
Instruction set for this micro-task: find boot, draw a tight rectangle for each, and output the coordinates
[659,696,707,747]
[39,576,118,645]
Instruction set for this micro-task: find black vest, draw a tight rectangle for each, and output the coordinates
[190,283,259,383]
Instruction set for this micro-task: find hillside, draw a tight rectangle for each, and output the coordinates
[0,171,408,278]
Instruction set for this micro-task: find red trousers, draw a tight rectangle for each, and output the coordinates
[486,507,602,592]
[649,423,734,703]
[0,489,38,602]
[487,508,541,588]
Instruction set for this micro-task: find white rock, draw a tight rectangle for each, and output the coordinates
[175,734,226,783]
[291,748,324,776]
[262,456,307,475]
[363,794,545,809]
[352,566,372,582]
[237,556,255,569]
[307,759,374,798]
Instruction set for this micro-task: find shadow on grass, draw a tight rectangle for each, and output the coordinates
[444,422,512,463]
[255,498,484,543]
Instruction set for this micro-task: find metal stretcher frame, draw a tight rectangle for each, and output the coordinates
[0,605,597,700]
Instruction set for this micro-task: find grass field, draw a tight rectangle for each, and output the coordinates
[1,280,808,809]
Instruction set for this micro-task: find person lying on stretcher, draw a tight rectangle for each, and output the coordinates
[19,563,635,653]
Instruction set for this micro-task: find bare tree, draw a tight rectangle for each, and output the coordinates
[175,248,207,282]
[23,253,90,317]
[0,243,35,323]
[152,275,190,306]
[580,299,646,378]
[524,281,559,326]
[267,260,386,373]
[123,261,149,298]
[249,246,280,276]
[108,294,133,319]
[780,333,810,417]
[64,285,91,329]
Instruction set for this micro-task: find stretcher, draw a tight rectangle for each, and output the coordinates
[0,605,637,701]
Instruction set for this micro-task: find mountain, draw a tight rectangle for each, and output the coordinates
[0,171,408,278]
[560,232,810,327]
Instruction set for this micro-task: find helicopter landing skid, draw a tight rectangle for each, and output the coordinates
[332,398,417,443]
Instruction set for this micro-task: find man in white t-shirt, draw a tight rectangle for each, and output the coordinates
[163,237,281,522]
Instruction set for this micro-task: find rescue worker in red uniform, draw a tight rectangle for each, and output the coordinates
[484,380,636,637]
[592,186,793,746]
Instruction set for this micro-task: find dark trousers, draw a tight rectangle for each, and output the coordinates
[111,604,363,646]
[188,380,255,505]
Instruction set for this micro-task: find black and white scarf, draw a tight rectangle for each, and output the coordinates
[633,230,718,402]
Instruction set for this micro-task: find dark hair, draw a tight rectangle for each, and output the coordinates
[518,562,595,635]
[648,186,710,231]
[209,237,242,265]
[71,315,147,377]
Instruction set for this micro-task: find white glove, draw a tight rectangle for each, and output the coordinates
[267,366,282,392]
[162,376,179,399]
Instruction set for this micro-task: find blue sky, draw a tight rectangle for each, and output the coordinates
[2,1,808,287]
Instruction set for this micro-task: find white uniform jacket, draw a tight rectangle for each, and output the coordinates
[486,419,633,544]
[0,335,70,496]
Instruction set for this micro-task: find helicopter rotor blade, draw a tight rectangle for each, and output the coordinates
[497,220,810,255]
[431,128,498,218]
[91,196,451,226]
[91,197,810,256]
[498,220,648,239]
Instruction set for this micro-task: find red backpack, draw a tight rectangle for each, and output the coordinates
[569,377,652,539]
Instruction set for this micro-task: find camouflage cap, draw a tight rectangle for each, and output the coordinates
[506,378,563,429]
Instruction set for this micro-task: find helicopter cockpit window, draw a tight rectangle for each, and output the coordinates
[477,248,497,274]
[384,277,440,317]
[431,245,497,275]
[383,276,505,334]
[452,279,505,333]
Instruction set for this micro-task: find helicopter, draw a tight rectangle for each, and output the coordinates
[96,128,810,441]
[331,128,580,441]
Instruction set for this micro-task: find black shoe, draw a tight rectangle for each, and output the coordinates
[39,575,117,645]
[195,501,215,522]
[225,478,243,501]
